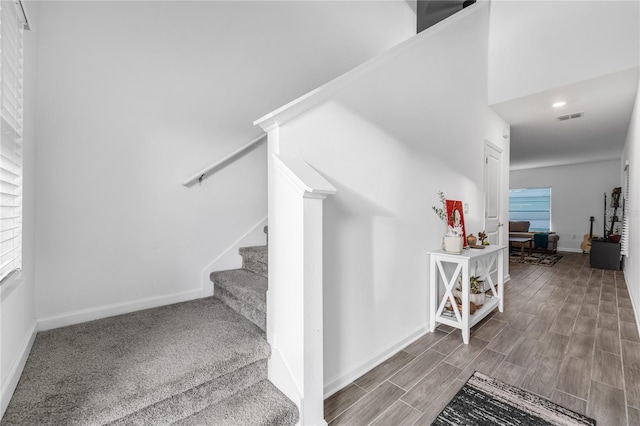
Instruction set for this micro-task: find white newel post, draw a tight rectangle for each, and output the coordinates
[267,151,336,426]
[302,190,328,426]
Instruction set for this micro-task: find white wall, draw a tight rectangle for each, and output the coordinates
[1,1,39,416]
[271,3,509,393]
[510,159,622,252]
[622,77,640,325]
[33,1,414,324]
[489,0,640,105]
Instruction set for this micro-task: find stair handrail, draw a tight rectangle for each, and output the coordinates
[182,133,267,187]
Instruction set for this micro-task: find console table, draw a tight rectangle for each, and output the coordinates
[428,245,506,344]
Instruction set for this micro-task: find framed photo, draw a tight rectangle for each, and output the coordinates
[446,199,467,246]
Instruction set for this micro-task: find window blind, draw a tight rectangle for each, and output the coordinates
[0,0,24,283]
[621,165,629,256]
[509,187,552,232]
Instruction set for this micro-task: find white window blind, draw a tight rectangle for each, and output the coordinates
[0,0,24,283]
[509,187,552,232]
[621,165,630,256]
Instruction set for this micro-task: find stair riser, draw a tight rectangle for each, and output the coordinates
[175,380,299,426]
[242,258,267,278]
[214,285,266,332]
[109,359,268,425]
[239,249,268,265]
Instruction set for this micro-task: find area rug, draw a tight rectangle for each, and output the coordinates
[432,372,595,425]
[509,251,563,266]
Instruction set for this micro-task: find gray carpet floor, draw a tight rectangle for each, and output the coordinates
[1,298,271,425]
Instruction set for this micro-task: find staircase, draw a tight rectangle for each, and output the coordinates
[211,244,268,333]
[2,229,299,425]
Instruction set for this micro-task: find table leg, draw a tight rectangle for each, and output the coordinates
[520,244,525,260]
[462,261,470,344]
[429,253,436,332]
[498,249,504,312]
[529,239,533,256]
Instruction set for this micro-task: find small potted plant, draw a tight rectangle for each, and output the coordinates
[455,275,485,307]
[478,231,490,246]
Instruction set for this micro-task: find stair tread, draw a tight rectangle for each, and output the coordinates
[211,269,267,312]
[112,359,268,425]
[2,298,269,426]
[175,380,298,426]
[239,245,268,264]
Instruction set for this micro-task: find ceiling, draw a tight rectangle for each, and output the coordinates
[491,67,639,171]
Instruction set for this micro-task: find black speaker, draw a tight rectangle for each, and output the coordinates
[590,239,621,270]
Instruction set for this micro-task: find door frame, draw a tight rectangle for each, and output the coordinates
[484,140,504,245]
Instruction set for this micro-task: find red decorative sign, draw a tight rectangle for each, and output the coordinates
[446,199,467,246]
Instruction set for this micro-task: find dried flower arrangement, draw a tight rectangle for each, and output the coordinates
[432,191,463,237]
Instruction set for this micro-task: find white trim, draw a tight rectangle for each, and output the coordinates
[323,325,428,398]
[37,289,203,331]
[0,270,25,303]
[200,216,268,297]
[1,319,36,418]
[625,273,640,339]
[268,347,303,415]
[273,155,336,198]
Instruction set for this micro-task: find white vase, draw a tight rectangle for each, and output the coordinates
[455,290,486,307]
[443,235,463,254]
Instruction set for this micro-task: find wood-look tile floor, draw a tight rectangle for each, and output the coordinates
[324,252,639,425]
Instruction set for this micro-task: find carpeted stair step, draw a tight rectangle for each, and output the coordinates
[110,359,268,425]
[1,298,270,426]
[175,380,299,426]
[211,269,267,332]
[240,245,268,278]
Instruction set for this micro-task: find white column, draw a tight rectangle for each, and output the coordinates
[268,154,336,426]
[301,193,328,425]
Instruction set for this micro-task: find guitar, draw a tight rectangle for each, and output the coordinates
[581,216,599,253]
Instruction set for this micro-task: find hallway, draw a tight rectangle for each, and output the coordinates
[325,252,638,425]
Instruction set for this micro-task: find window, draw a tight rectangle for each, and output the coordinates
[0,0,27,283]
[509,187,551,232]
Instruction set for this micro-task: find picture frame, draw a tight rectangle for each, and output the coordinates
[446,199,467,246]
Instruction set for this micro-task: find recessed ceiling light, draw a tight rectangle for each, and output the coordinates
[552,101,566,108]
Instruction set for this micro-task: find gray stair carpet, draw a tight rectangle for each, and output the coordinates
[176,380,298,426]
[4,234,299,425]
[1,298,279,425]
[211,268,267,332]
[240,245,268,278]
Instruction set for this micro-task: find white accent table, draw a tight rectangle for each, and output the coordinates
[428,245,506,344]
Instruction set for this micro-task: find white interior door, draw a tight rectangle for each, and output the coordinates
[484,141,503,245]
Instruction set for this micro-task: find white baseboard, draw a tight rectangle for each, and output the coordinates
[269,347,329,426]
[557,247,584,253]
[201,216,268,295]
[37,289,203,331]
[268,347,302,410]
[1,320,36,418]
[323,325,428,398]
[624,273,640,338]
